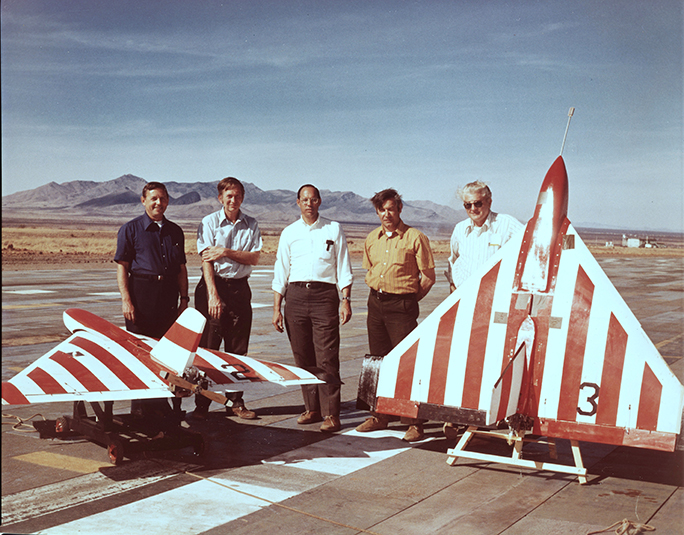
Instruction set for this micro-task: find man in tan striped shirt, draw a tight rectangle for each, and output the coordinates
[355,188,435,441]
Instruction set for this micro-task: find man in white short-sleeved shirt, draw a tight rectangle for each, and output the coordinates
[194,177,263,420]
[272,185,353,433]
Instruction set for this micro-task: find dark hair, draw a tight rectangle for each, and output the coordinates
[142,182,168,199]
[370,188,402,211]
[297,184,321,201]
[217,177,245,197]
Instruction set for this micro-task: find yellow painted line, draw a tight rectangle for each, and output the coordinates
[2,303,63,310]
[656,333,684,349]
[14,451,111,474]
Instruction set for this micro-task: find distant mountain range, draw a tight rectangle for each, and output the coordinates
[2,174,465,237]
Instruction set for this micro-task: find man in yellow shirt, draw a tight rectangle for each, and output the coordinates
[355,188,436,441]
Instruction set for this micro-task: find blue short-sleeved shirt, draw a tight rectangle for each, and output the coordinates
[115,213,186,277]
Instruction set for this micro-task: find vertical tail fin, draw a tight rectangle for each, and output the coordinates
[150,308,206,376]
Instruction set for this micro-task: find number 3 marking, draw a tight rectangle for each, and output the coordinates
[577,382,600,416]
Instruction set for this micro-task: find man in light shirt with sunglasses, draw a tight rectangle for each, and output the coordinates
[446,181,523,292]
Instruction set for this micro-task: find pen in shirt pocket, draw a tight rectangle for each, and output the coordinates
[326,239,334,251]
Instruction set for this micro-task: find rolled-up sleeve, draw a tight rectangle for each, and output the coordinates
[272,229,290,296]
[335,226,353,290]
[196,218,215,254]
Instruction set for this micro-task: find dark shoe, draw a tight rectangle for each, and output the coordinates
[229,406,257,420]
[297,410,323,424]
[320,415,341,432]
[355,415,389,432]
[403,424,424,442]
[443,422,462,440]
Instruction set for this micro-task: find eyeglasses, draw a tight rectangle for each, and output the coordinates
[463,201,484,209]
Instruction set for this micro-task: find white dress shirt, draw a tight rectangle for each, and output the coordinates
[447,211,523,288]
[197,209,263,279]
[272,216,353,295]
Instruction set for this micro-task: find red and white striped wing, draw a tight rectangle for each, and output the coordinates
[1,331,171,405]
[373,225,684,452]
[538,224,684,450]
[374,232,521,422]
[193,347,324,389]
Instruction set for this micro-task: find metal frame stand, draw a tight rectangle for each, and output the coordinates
[446,426,587,484]
[33,400,204,464]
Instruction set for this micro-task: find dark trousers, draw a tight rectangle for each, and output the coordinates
[126,276,179,339]
[194,275,252,411]
[126,276,179,416]
[284,283,341,417]
[366,291,419,357]
[367,291,423,425]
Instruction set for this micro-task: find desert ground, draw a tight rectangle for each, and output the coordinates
[2,217,683,271]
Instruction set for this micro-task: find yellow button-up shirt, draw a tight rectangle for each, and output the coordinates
[363,221,435,295]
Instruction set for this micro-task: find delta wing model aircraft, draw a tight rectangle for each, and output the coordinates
[2,308,323,462]
[357,154,684,483]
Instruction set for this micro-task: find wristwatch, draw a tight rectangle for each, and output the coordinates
[180,296,190,301]
[342,296,351,302]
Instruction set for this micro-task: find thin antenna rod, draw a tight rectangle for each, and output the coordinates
[560,107,575,156]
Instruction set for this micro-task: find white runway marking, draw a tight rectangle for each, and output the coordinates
[41,479,297,535]
[88,292,121,297]
[1,461,194,526]
[4,289,55,295]
[30,428,428,534]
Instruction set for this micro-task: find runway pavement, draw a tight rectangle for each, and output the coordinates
[2,257,683,534]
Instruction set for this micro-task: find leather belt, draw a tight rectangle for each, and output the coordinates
[370,288,417,301]
[215,276,248,285]
[290,281,336,290]
[131,273,167,281]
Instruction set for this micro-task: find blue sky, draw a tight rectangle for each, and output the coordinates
[2,1,682,231]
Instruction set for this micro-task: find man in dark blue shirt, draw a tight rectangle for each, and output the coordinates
[115,182,189,338]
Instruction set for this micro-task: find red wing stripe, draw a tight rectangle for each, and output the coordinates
[194,352,265,384]
[2,381,30,404]
[395,341,419,400]
[163,322,202,351]
[194,355,232,384]
[50,351,109,392]
[636,363,662,431]
[557,266,594,421]
[462,262,501,409]
[261,361,301,381]
[70,337,148,390]
[596,313,627,426]
[27,368,67,395]
[428,301,459,404]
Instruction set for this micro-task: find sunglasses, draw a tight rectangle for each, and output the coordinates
[463,201,484,209]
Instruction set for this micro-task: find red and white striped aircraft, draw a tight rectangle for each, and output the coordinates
[2,307,323,407]
[357,156,684,454]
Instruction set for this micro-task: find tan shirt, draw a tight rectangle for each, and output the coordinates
[363,221,435,294]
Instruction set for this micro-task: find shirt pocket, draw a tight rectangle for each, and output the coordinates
[391,247,415,267]
[168,240,185,265]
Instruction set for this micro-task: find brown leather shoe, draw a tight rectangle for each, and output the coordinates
[229,406,257,420]
[443,422,461,440]
[320,415,341,432]
[403,424,424,442]
[355,415,389,432]
[297,410,323,424]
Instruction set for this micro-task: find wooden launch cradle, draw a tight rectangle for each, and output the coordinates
[446,426,587,484]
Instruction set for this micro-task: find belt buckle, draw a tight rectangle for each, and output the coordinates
[305,282,312,289]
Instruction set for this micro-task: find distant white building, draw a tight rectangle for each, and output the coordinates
[622,234,643,248]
